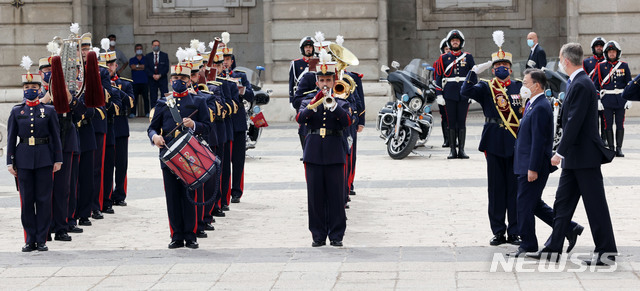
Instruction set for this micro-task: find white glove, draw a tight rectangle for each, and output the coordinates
[327,101,338,112]
[625,101,632,109]
[468,99,477,104]
[598,100,604,111]
[436,95,445,106]
[289,103,295,111]
[472,60,493,74]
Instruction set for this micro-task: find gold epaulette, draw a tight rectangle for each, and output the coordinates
[209,108,215,122]
[514,78,522,83]
[114,104,120,116]
[479,78,490,83]
[303,89,318,95]
[129,96,134,108]
[149,108,155,122]
[207,81,222,86]
[234,69,246,73]
[198,84,208,91]
[96,108,105,120]
[120,77,133,82]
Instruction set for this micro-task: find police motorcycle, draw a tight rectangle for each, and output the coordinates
[235,66,271,149]
[540,62,568,150]
[377,59,437,159]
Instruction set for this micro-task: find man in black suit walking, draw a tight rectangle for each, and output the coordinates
[525,32,547,69]
[533,43,617,266]
[144,40,170,116]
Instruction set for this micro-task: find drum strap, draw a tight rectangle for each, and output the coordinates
[166,97,183,124]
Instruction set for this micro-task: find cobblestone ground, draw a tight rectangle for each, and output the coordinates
[0,114,639,290]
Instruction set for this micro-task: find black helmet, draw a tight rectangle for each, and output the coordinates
[590,37,606,56]
[603,40,621,62]
[299,36,315,57]
[446,30,465,50]
[439,38,447,54]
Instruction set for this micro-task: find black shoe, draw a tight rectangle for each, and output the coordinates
[204,223,215,231]
[345,203,350,209]
[457,129,469,159]
[346,195,351,202]
[349,190,356,196]
[22,243,36,252]
[527,247,561,262]
[615,129,625,157]
[330,240,343,247]
[583,254,616,266]
[312,240,326,247]
[102,206,114,214]
[566,224,584,253]
[196,230,208,238]
[68,225,83,233]
[168,240,184,249]
[231,197,241,203]
[507,235,521,245]
[47,234,52,242]
[299,157,303,161]
[185,240,199,249]
[36,243,48,252]
[221,205,230,211]
[506,248,528,257]
[113,200,127,206]
[212,209,226,217]
[92,210,104,219]
[490,233,507,246]
[79,218,92,226]
[54,232,72,241]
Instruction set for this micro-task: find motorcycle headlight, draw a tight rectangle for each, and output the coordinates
[409,97,423,111]
[253,105,261,114]
[423,105,431,114]
[243,100,251,112]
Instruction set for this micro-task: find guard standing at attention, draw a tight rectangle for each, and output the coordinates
[583,37,607,146]
[434,38,451,148]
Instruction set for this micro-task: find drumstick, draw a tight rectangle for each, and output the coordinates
[164,109,199,139]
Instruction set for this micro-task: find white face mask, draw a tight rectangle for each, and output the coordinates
[110,41,116,47]
[520,85,532,100]
[558,59,567,74]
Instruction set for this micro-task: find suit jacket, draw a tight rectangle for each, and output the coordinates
[514,95,553,175]
[557,70,614,169]
[526,45,547,69]
[144,51,170,80]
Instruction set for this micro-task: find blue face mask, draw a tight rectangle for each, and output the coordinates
[24,88,39,101]
[527,39,534,47]
[43,71,51,83]
[494,66,510,80]
[172,80,188,93]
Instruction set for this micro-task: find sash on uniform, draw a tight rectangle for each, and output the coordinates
[488,78,519,139]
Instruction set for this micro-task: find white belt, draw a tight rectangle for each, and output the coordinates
[600,89,624,96]
[443,77,463,83]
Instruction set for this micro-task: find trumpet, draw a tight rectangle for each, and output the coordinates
[306,86,330,110]
[333,80,350,99]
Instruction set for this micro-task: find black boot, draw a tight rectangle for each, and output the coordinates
[441,124,450,148]
[600,115,608,147]
[457,129,469,159]
[616,129,625,157]
[605,130,614,152]
[447,129,457,159]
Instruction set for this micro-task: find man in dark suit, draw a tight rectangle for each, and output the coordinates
[145,40,169,116]
[525,32,547,69]
[533,43,617,266]
[509,69,583,257]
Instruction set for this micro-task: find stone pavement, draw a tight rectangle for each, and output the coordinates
[0,114,640,290]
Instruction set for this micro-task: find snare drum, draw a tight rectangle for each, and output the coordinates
[160,131,219,190]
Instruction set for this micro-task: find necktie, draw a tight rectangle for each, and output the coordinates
[565,78,571,92]
[523,99,531,115]
[154,53,158,74]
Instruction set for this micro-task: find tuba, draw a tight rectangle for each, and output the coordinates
[329,43,359,80]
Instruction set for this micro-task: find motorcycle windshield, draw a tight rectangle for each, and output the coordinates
[401,59,429,90]
[234,66,258,86]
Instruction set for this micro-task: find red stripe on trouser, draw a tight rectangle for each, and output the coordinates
[17,176,26,243]
[72,153,79,219]
[99,134,106,209]
[348,151,356,185]
[65,152,75,224]
[161,175,174,237]
[193,188,199,233]
[444,105,450,128]
[124,175,127,195]
[240,169,244,192]
[226,140,233,202]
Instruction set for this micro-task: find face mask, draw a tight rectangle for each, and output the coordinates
[136,50,143,55]
[110,41,116,47]
[42,71,51,83]
[494,66,510,80]
[153,46,160,52]
[172,80,188,93]
[527,39,534,47]
[24,88,39,101]
[520,85,532,100]
[558,59,567,74]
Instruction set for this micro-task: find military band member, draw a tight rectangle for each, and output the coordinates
[100,42,121,215]
[583,37,607,146]
[208,51,230,218]
[434,38,451,148]
[435,30,475,159]
[460,31,521,246]
[297,50,352,247]
[111,66,135,206]
[592,41,631,157]
[290,36,315,149]
[148,60,211,249]
[7,57,62,252]
[525,32,547,69]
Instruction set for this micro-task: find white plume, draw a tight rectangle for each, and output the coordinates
[20,56,33,72]
[175,47,188,62]
[318,49,331,64]
[92,47,101,55]
[222,32,230,45]
[47,41,60,55]
[100,38,110,51]
[209,41,215,49]
[197,42,206,54]
[492,30,504,48]
[314,31,325,43]
[70,23,80,34]
[336,35,344,46]
[190,39,200,50]
[185,48,198,60]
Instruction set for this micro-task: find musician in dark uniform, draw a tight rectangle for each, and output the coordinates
[460,33,522,246]
[525,32,547,69]
[100,48,122,214]
[8,57,62,252]
[344,70,364,198]
[591,41,631,157]
[111,69,135,206]
[148,61,210,249]
[434,38,451,147]
[583,37,607,145]
[221,40,255,204]
[435,30,475,159]
[290,36,315,149]
[296,51,352,247]
[91,66,111,221]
